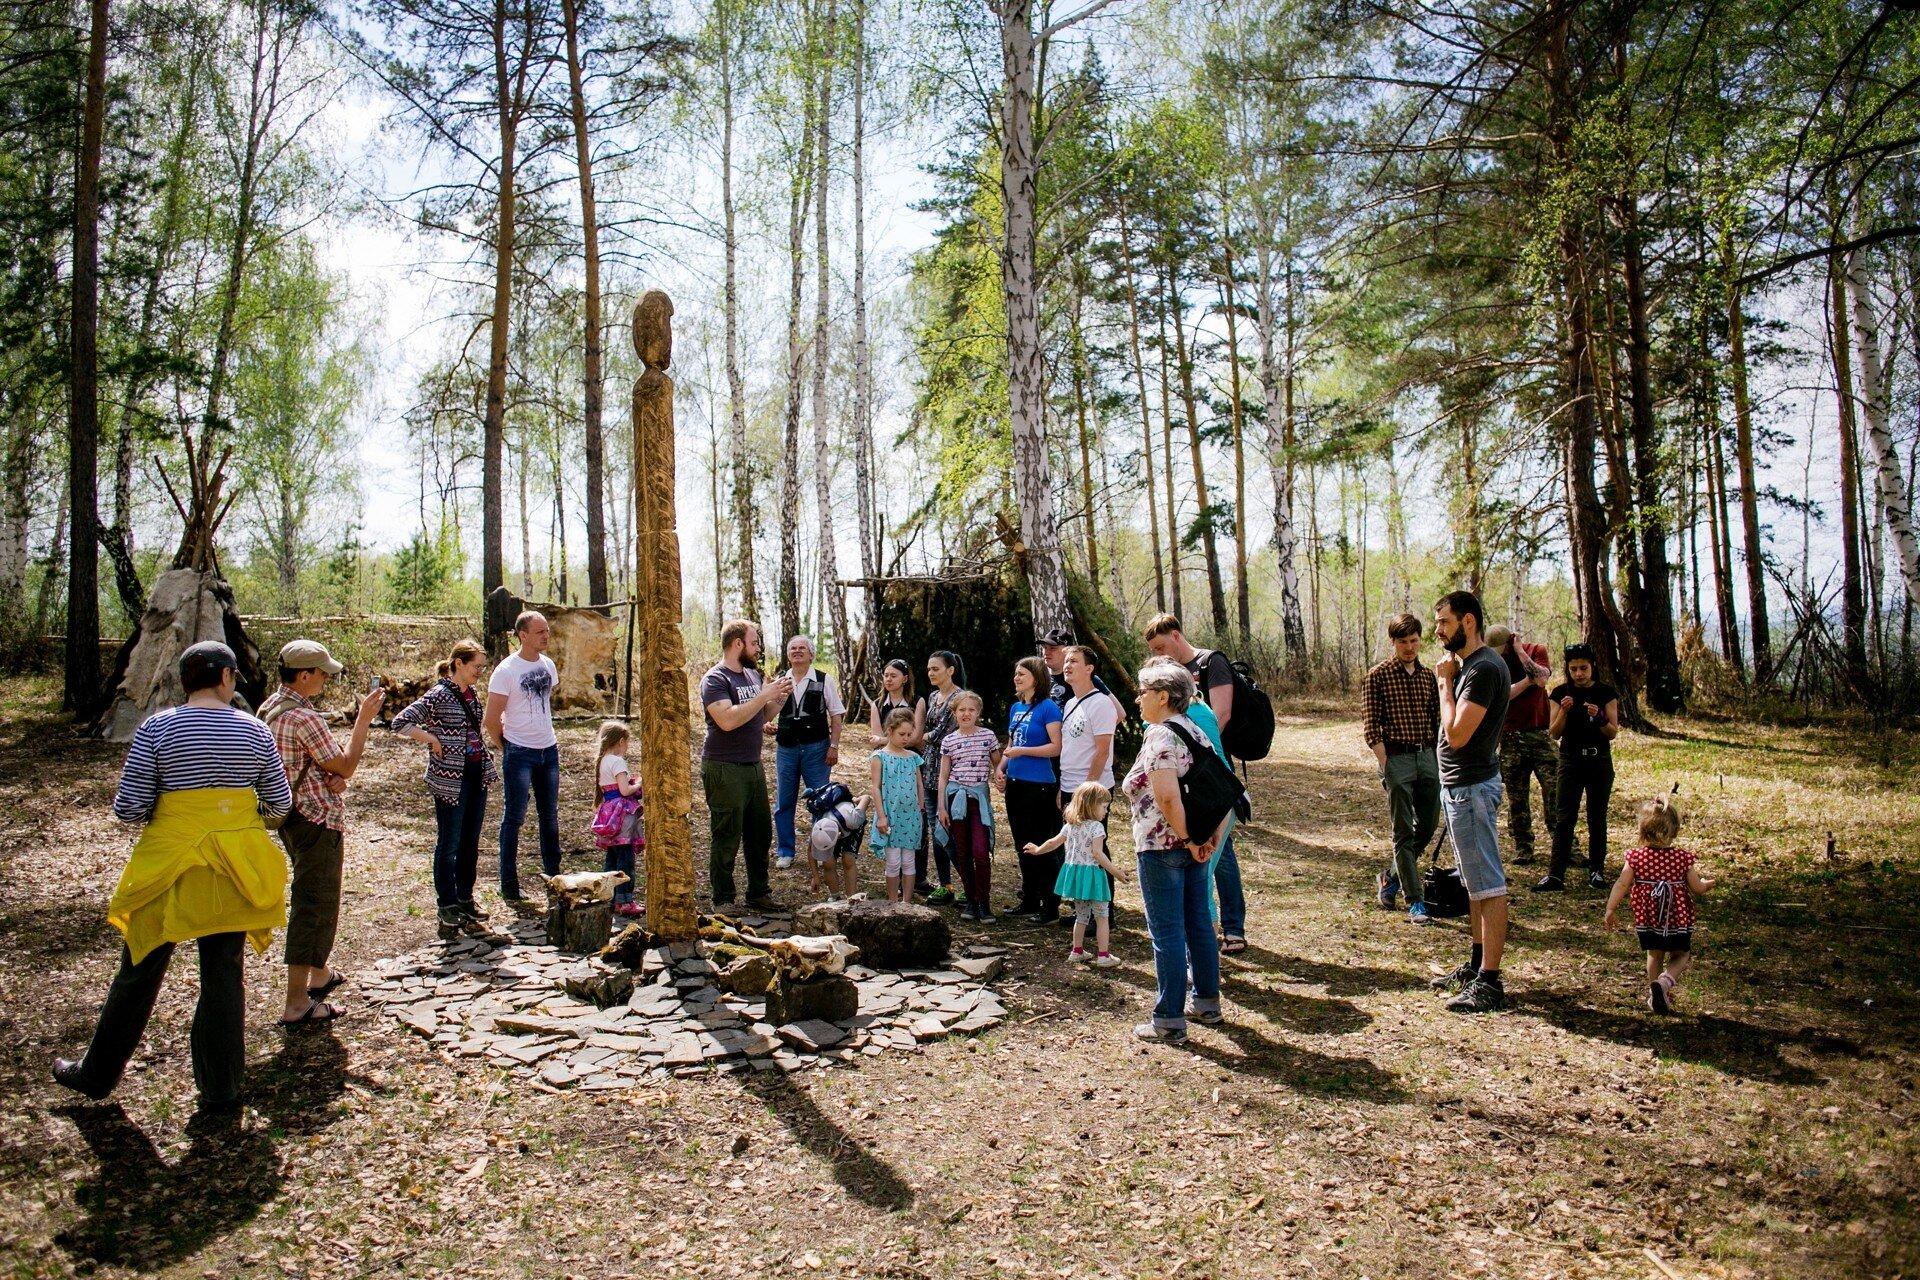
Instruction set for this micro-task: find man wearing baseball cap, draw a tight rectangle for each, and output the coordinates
[258,639,384,1026]
[1485,624,1556,868]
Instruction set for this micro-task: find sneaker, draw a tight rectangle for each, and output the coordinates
[775,856,795,871]
[977,910,997,924]
[1531,874,1565,892]
[1446,976,1507,1014]
[458,913,511,944]
[1029,910,1055,925]
[1587,871,1608,890]
[1376,870,1399,910]
[1070,948,1090,964]
[1189,1008,1224,1026]
[927,886,956,905]
[1093,953,1119,968]
[1133,1022,1188,1045]
[1649,978,1672,1015]
[614,902,644,918]
[1407,902,1432,925]
[953,889,970,907]
[437,908,466,941]
[1428,961,1478,992]
[1055,913,1076,928]
[458,900,488,920]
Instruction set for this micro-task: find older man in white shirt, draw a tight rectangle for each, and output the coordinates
[771,635,845,870]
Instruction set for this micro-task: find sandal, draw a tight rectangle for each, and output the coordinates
[307,969,348,1000]
[1221,936,1247,955]
[278,1000,342,1027]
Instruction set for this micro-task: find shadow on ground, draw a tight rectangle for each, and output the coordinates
[1524,990,1862,1086]
[739,1073,915,1212]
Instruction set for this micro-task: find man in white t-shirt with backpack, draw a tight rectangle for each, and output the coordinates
[484,611,561,904]
[1143,613,1250,953]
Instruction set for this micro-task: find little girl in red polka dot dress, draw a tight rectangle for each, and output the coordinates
[1604,796,1714,1014]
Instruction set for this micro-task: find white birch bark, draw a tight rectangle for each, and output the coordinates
[1846,247,1920,612]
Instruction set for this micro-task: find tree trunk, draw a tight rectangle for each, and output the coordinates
[778,67,815,644]
[65,0,107,715]
[1153,268,1183,618]
[850,0,875,586]
[561,0,607,606]
[719,0,758,621]
[1070,291,1099,581]
[1117,200,1165,612]
[1169,266,1229,634]
[1828,251,1869,683]
[1725,275,1771,680]
[1251,212,1305,657]
[482,0,521,600]
[810,0,850,676]
[1615,181,1683,711]
[1845,246,1920,615]
[995,0,1071,635]
[1219,208,1250,640]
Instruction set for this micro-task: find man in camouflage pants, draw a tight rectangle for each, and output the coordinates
[1487,625,1555,865]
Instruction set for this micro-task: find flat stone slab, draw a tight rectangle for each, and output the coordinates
[375,930,1006,1082]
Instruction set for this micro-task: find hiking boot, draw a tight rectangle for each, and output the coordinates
[459,914,511,944]
[1376,870,1399,910]
[437,908,466,941]
[1446,975,1506,1014]
[1531,874,1565,892]
[744,895,782,914]
[1587,871,1608,890]
[1428,961,1478,992]
[1133,1022,1188,1045]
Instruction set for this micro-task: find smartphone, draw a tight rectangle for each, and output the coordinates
[369,674,382,693]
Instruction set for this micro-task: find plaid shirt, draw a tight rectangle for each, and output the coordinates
[260,688,346,830]
[1362,655,1440,749]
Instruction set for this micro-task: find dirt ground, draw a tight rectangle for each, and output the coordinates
[0,674,1915,1280]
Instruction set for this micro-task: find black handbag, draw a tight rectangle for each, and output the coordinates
[1422,818,1471,917]
[1161,720,1250,848]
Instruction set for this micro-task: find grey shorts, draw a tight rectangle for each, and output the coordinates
[1443,775,1507,900]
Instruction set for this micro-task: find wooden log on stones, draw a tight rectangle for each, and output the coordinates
[838,900,951,969]
[766,972,859,1026]
[546,898,613,954]
[631,289,698,942]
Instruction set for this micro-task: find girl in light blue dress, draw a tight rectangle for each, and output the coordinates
[1025,782,1128,966]
[868,708,925,903]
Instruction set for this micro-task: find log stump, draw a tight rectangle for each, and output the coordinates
[546,899,613,955]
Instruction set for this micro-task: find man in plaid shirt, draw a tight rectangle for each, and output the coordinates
[1362,613,1441,923]
[259,640,383,1026]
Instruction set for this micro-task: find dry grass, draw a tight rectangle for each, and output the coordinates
[0,675,1913,1279]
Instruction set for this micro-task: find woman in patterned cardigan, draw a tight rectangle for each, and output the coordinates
[392,639,502,940]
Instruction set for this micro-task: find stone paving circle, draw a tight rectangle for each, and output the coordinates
[366,911,1009,1089]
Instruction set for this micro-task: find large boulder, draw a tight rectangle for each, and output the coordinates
[839,900,950,970]
[766,972,859,1026]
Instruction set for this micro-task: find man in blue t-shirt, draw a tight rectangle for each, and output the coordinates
[1429,590,1512,1014]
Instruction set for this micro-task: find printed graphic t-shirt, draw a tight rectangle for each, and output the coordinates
[488,652,558,750]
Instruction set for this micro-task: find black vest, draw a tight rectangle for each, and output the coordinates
[775,675,830,746]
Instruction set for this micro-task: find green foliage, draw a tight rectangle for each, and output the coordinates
[384,521,468,615]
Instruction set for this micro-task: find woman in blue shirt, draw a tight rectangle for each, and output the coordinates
[997,656,1065,921]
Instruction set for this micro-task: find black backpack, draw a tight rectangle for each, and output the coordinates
[1198,650,1275,763]
[1161,720,1252,848]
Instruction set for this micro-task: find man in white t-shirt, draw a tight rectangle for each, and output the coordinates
[771,635,845,870]
[1057,645,1118,797]
[483,611,561,902]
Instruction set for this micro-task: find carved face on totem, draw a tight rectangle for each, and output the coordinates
[632,290,673,370]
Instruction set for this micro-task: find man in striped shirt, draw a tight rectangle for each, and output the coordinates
[55,642,293,1119]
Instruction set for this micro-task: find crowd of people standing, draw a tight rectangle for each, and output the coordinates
[54,590,1714,1117]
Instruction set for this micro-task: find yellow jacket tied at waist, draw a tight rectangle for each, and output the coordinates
[107,788,288,963]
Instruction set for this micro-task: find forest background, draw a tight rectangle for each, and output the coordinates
[5,0,1919,723]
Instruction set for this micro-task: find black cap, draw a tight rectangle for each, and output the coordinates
[1037,626,1075,648]
[1563,641,1596,664]
[179,640,239,693]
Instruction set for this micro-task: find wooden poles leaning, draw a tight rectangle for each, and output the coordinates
[631,290,698,941]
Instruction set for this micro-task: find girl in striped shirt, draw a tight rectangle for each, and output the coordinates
[937,691,1003,922]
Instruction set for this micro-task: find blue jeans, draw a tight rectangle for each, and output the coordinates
[432,758,488,910]
[499,742,561,898]
[1137,848,1222,1031]
[1444,774,1507,900]
[1208,836,1246,937]
[774,739,832,861]
[603,844,636,905]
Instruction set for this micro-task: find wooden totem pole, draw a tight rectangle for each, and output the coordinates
[631,290,698,940]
